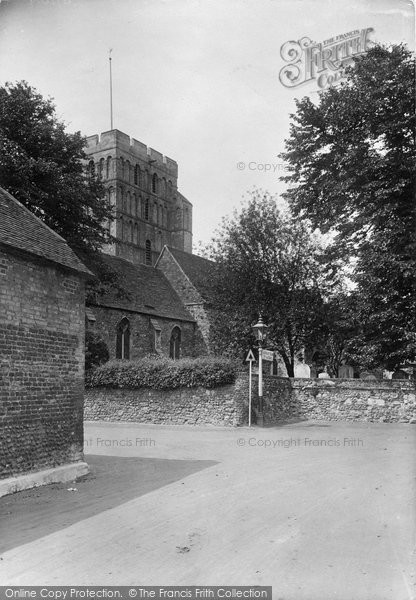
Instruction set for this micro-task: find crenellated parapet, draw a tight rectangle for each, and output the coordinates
[85,129,178,178]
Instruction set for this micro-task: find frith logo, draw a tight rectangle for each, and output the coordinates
[279,27,374,90]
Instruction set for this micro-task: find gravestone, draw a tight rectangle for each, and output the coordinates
[339,363,354,379]
[294,361,311,378]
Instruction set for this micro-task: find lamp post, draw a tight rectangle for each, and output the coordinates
[252,315,268,427]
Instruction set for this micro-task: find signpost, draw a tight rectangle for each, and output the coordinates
[245,349,256,427]
[262,349,274,362]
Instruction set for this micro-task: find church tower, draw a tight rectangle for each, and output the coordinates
[85,129,193,266]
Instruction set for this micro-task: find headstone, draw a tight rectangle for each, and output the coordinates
[294,362,311,378]
[339,364,354,379]
[360,371,377,380]
[318,367,330,379]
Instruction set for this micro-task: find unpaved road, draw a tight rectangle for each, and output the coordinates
[1,420,415,600]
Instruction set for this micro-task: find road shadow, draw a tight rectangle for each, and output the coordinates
[0,454,217,554]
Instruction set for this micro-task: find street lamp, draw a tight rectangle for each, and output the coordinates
[252,315,268,427]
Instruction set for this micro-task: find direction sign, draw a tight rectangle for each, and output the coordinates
[262,349,274,361]
[245,349,256,362]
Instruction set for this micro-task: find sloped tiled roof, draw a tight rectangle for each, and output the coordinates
[165,247,216,301]
[91,254,195,322]
[0,187,92,276]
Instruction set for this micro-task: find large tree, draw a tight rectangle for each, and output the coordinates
[0,81,112,255]
[207,190,329,376]
[280,44,416,369]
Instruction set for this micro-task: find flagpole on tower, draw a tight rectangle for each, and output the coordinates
[109,49,113,130]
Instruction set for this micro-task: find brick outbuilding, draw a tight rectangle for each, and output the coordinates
[0,187,91,493]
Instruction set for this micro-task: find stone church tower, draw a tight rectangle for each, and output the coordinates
[85,129,192,266]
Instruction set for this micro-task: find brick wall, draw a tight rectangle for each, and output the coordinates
[88,306,197,360]
[84,374,416,426]
[0,248,86,478]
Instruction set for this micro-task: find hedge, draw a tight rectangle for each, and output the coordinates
[85,355,239,390]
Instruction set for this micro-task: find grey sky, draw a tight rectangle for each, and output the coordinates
[0,0,413,246]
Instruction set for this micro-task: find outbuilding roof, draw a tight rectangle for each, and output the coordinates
[0,186,92,276]
[90,254,195,322]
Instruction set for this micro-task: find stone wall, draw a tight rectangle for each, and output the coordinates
[259,376,416,424]
[85,377,248,426]
[0,248,86,478]
[85,374,416,426]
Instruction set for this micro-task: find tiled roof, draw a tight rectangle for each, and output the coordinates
[166,247,216,301]
[91,254,195,322]
[0,186,92,276]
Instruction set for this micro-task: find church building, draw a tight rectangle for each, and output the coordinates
[84,129,215,361]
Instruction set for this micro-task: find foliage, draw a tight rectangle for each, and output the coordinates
[280,45,416,369]
[206,190,331,376]
[318,293,361,376]
[86,355,239,390]
[85,331,110,371]
[0,81,113,255]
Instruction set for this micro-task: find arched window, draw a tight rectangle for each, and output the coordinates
[134,164,139,185]
[88,160,95,178]
[121,187,126,212]
[145,199,150,221]
[152,173,158,194]
[106,156,112,178]
[176,207,182,227]
[169,327,181,360]
[116,318,130,359]
[145,240,152,265]
[98,158,105,179]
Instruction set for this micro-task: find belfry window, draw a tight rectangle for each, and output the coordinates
[116,317,130,360]
[152,173,158,194]
[145,198,150,221]
[145,240,152,265]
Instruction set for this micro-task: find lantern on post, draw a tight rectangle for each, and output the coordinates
[252,315,269,427]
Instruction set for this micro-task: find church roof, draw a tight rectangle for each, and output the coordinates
[91,254,195,322]
[163,247,216,301]
[0,186,92,276]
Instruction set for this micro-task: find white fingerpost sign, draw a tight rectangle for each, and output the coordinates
[245,349,256,427]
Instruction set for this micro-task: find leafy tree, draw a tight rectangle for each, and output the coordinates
[319,293,360,377]
[0,81,113,255]
[207,190,329,376]
[85,331,110,371]
[280,44,416,369]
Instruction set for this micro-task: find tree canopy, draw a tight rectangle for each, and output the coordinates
[0,81,112,255]
[280,44,416,369]
[207,190,329,376]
